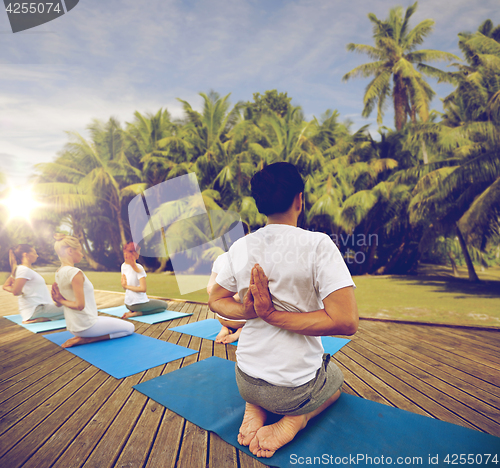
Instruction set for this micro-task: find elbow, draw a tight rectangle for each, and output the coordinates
[207,295,217,312]
[76,303,85,311]
[342,309,359,336]
[342,318,358,336]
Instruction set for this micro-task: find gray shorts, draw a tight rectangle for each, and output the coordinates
[235,354,344,416]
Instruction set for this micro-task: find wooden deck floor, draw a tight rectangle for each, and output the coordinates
[0,289,499,468]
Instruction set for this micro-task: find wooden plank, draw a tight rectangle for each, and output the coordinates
[352,335,500,435]
[145,334,201,468]
[360,320,500,393]
[395,324,500,370]
[359,326,500,421]
[0,359,91,436]
[79,306,201,468]
[145,409,184,468]
[0,341,61,377]
[361,321,500,396]
[334,348,429,415]
[239,451,269,468]
[80,377,152,468]
[208,432,238,468]
[21,375,121,468]
[342,344,480,431]
[176,421,207,468]
[113,318,203,468]
[333,357,393,406]
[0,352,77,405]
[52,372,146,468]
[0,365,100,465]
[113,397,165,468]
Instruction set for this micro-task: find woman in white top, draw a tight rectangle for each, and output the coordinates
[51,234,134,348]
[2,244,64,323]
[209,162,358,458]
[120,242,168,319]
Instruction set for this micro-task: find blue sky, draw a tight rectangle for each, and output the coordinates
[1,0,499,186]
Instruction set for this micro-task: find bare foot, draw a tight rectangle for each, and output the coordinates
[221,327,241,344]
[248,389,342,458]
[61,335,110,348]
[215,326,230,343]
[23,317,51,324]
[121,311,140,319]
[221,333,238,344]
[61,336,89,348]
[238,403,268,446]
[249,414,307,458]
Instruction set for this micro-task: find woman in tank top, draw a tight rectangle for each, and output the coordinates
[51,234,134,348]
[2,244,64,323]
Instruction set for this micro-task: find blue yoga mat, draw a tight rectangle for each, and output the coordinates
[134,356,500,467]
[5,314,67,333]
[43,331,197,379]
[99,305,192,324]
[169,319,350,355]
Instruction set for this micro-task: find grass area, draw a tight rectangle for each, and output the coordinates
[0,271,210,304]
[2,264,499,327]
[353,268,500,328]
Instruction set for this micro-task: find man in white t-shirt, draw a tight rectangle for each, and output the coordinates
[209,162,358,458]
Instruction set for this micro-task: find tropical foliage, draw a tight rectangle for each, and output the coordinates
[3,8,498,281]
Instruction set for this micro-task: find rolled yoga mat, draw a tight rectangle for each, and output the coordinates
[134,356,500,467]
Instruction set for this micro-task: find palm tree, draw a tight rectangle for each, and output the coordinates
[408,20,500,281]
[35,118,147,268]
[343,2,458,131]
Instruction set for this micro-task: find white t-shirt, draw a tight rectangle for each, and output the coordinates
[211,253,246,323]
[212,253,228,274]
[55,266,98,333]
[15,265,53,321]
[216,224,355,387]
[121,263,149,306]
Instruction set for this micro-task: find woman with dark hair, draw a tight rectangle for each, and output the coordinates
[2,244,64,323]
[120,242,168,319]
[209,162,358,458]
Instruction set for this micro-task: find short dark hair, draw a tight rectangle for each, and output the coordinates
[251,162,304,216]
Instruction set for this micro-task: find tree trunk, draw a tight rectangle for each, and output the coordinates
[393,74,407,131]
[72,218,107,270]
[155,257,169,273]
[375,240,406,275]
[116,204,127,249]
[447,253,460,277]
[455,223,480,282]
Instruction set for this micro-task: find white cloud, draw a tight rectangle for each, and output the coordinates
[0,0,498,186]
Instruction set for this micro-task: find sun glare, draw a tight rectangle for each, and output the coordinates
[0,186,44,223]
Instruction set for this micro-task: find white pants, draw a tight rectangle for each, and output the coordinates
[74,316,134,340]
[31,304,65,321]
